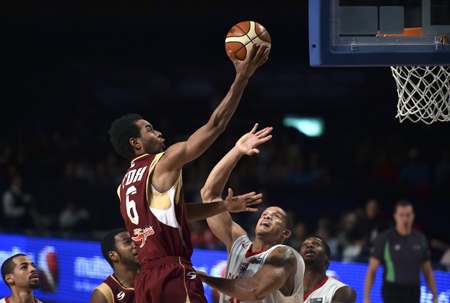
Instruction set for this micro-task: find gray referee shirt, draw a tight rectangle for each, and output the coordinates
[371,227,430,286]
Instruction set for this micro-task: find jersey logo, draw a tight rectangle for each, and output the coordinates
[117,291,125,300]
[187,271,197,279]
[394,244,401,251]
[250,257,262,264]
[239,262,249,274]
[132,226,155,248]
[310,298,323,303]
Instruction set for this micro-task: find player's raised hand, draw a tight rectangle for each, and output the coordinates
[223,188,263,213]
[235,123,272,156]
[230,42,270,79]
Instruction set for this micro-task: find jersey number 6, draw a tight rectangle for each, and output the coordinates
[126,185,139,225]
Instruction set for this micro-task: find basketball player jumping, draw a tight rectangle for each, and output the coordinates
[198,124,305,303]
[109,43,269,303]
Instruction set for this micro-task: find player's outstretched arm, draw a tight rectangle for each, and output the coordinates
[90,289,109,303]
[332,286,357,303]
[198,246,297,302]
[199,124,272,249]
[186,190,262,223]
[158,45,270,173]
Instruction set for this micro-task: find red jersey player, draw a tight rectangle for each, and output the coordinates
[108,43,269,303]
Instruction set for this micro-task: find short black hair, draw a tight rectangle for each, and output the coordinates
[394,199,414,213]
[101,228,128,269]
[279,207,294,231]
[109,114,143,159]
[1,253,27,289]
[302,235,331,259]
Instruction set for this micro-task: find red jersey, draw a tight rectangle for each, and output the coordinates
[94,273,135,303]
[118,153,193,265]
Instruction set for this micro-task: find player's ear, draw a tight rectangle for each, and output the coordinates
[5,273,14,286]
[109,251,119,262]
[129,137,140,149]
[283,229,291,239]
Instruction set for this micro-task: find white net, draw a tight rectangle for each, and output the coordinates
[391,66,450,124]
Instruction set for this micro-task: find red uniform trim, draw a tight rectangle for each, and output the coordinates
[303,276,329,301]
[244,243,270,258]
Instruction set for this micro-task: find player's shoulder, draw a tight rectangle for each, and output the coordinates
[266,245,298,267]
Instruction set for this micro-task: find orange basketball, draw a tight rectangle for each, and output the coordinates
[225,21,271,60]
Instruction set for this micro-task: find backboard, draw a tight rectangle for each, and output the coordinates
[309,0,450,66]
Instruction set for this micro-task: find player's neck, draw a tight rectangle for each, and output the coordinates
[115,267,138,288]
[9,289,36,303]
[252,237,280,252]
[303,268,327,294]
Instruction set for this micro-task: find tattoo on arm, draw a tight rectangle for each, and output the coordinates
[271,248,296,268]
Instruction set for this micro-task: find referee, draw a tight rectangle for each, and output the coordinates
[363,200,438,303]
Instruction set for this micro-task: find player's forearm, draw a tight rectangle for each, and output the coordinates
[200,147,244,201]
[200,274,267,302]
[208,76,248,130]
[185,201,226,222]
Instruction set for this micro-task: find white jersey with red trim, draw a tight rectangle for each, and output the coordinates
[303,276,347,303]
[221,235,305,303]
[1,298,42,303]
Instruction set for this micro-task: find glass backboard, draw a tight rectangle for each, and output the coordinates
[309,0,450,66]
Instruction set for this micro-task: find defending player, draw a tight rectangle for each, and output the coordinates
[108,44,269,303]
[1,253,42,303]
[90,229,140,303]
[300,236,356,303]
[198,124,305,303]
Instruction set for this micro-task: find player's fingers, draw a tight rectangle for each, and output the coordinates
[228,50,238,62]
[255,126,273,137]
[258,135,272,143]
[250,123,258,134]
[227,188,234,198]
[247,198,263,205]
[255,44,269,59]
[244,207,259,212]
[247,42,258,59]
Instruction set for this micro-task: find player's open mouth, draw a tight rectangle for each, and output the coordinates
[305,249,315,256]
[30,274,39,281]
[260,220,270,227]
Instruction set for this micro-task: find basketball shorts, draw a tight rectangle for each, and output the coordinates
[135,256,207,303]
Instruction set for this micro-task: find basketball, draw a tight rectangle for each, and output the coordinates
[225,21,271,60]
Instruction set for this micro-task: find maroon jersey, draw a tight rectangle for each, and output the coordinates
[118,153,193,265]
[94,274,135,303]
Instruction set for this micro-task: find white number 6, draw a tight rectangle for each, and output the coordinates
[126,186,139,225]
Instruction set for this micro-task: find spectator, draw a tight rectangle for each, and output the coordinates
[348,199,389,260]
[58,201,91,231]
[400,148,430,185]
[2,175,35,229]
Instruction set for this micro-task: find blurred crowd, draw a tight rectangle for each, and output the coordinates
[1,111,450,271]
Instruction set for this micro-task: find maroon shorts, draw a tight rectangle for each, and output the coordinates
[135,256,207,303]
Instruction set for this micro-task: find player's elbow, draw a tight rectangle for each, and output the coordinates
[247,287,268,302]
[200,187,219,203]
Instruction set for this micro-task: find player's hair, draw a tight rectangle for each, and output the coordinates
[394,199,414,213]
[1,253,27,289]
[109,114,143,159]
[279,207,294,231]
[101,228,129,269]
[302,235,331,260]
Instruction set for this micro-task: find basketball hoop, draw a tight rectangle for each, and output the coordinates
[385,28,450,124]
[391,66,450,124]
